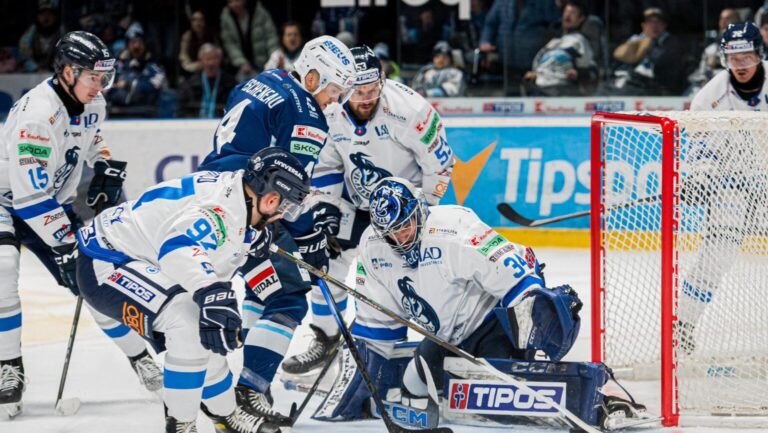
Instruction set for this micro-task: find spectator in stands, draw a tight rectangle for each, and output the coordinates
[220,0,279,81]
[0,47,19,73]
[523,0,597,96]
[179,10,219,76]
[264,21,303,72]
[687,8,740,95]
[410,41,466,97]
[335,31,357,49]
[610,7,686,96]
[759,12,768,59]
[177,44,237,118]
[374,42,402,83]
[479,0,560,94]
[107,25,168,112]
[555,0,607,76]
[17,1,62,73]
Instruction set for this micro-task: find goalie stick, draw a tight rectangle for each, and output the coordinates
[273,245,602,433]
[288,330,344,425]
[317,278,453,433]
[497,194,661,227]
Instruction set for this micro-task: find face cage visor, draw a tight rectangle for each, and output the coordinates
[277,193,308,222]
[73,66,116,90]
[373,205,424,255]
[349,80,384,104]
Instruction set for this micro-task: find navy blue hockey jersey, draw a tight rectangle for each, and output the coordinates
[200,69,329,174]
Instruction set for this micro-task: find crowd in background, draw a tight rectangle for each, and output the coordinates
[0,0,767,118]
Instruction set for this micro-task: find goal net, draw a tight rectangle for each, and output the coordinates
[590,111,768,427]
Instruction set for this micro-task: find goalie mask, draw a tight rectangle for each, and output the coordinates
[369,177,429,266]
[720,22,764,70]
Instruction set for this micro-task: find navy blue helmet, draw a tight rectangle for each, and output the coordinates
[54,31,116,88]
[720,22,764,68]
[351,45,383,85]
[244,148,310,221]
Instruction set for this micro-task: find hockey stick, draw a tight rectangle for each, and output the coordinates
[317,278,453,433]
[55,198,107,416]
[273,246,600,433]
[497,194,661,227]
[289,330,344,425]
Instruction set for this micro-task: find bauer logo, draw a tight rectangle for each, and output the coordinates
[447,379,565,417]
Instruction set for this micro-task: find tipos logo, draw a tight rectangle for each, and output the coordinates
[448,379,565,417]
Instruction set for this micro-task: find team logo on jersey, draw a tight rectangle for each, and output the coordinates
[447,379,565,416]
[374,125,390,138]
[53,146,80,192]
[349,152,393,205]
[397,276,440,333]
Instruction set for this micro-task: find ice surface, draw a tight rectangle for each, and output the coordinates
[2,248,765,432]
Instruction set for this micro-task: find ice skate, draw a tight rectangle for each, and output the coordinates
[282,325,339,375]
[202,401,282,433]
[235,384,292,426]
[129,349,164,392]
[0,357,26,418]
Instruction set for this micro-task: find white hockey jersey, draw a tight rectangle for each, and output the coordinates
[351,205,543,356]
[77,171,258,294]
[0,78,107,247]
[312,80,454,211]
[690,61,768,110]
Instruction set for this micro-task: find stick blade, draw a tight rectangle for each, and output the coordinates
[497,203,535,227]
[55,398,81,416]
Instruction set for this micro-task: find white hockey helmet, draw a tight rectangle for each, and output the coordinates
[294,35,357,104]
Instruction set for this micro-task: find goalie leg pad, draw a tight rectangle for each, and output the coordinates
[312,340,417,421]
[443,359,608,426]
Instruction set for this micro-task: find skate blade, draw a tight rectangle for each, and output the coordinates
[2,401,22,418]
[55,397,81,416]
[604,414,663,430]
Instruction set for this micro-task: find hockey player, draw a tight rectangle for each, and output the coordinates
[76,148,310,433]
[282,45,455,376]
[197,36,356,423]
[682,22,768,353]
[0,31,161,417]
[312,177,582,421]
[691,22,768,110]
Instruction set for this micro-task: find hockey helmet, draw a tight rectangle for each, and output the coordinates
[720,22,764,69]
[54,31,116,89]
[349,45,384,103]
[244,148,310,222]
[369,177,429,263]
[294,35,357,104]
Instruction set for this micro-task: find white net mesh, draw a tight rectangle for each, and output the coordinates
[597,111,768,417]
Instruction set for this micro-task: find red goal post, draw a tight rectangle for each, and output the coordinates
[590,111,768,428]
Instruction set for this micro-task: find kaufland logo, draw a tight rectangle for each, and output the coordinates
[447,379,566,417]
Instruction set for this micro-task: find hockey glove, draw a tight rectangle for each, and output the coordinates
[52,242,79,296]
[193,282,243,355]
[526,284,582,362]
[248,226,273,259]
[86,160,127,209]
[312,203,343,260]
[295,229,329,273]
[312,203,341,237]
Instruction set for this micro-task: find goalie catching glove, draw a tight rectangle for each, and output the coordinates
[193,281,243,355]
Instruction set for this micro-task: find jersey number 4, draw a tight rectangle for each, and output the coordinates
[215,99,251,150]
